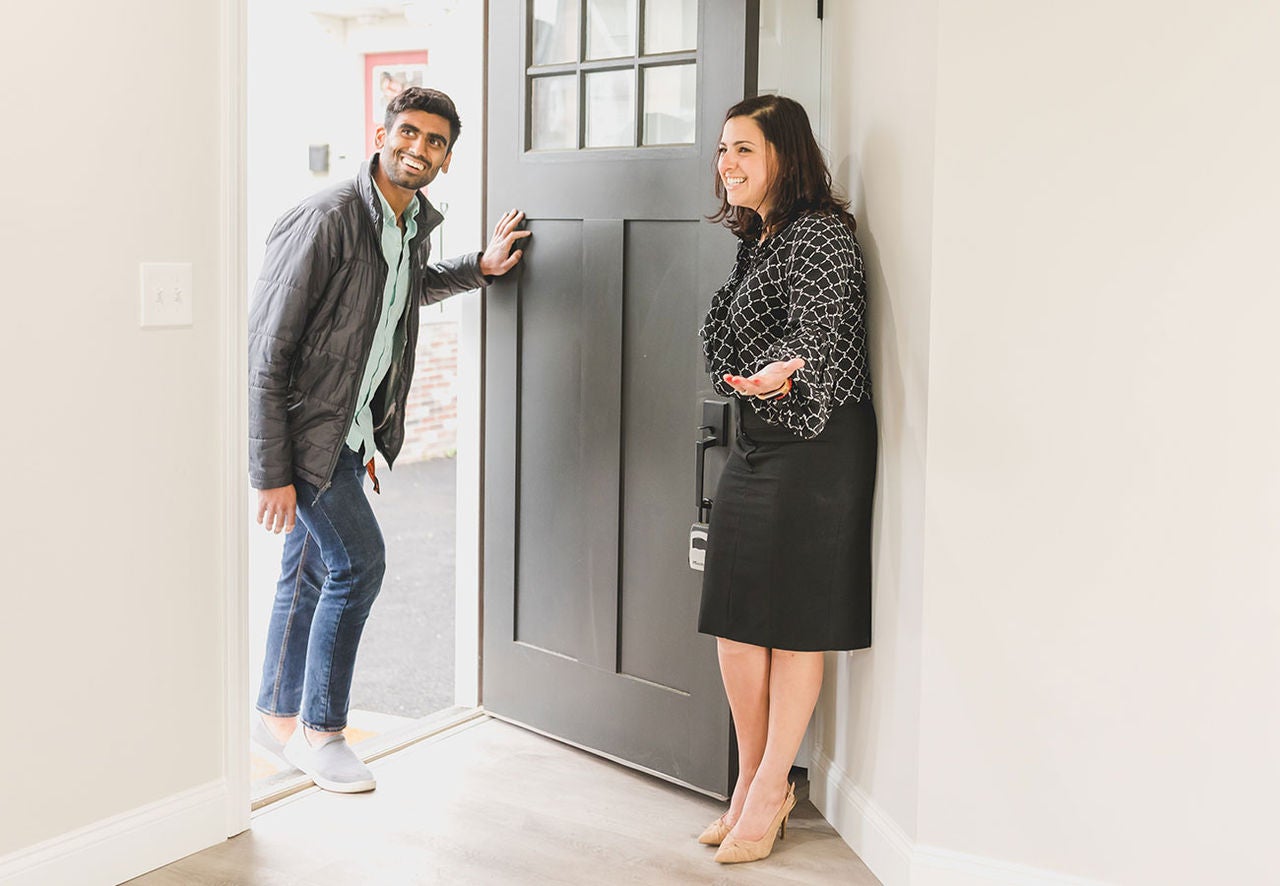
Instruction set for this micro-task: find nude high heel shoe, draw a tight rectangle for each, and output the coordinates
[713,783,797,865]
[697,813,733,846]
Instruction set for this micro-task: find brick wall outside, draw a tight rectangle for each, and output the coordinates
[399,315,458,463]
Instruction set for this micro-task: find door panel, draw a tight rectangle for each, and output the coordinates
[484,0,758,795]
[513,219,621,666]
[618,219,703,691]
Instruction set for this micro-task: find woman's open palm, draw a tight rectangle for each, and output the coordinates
[723,357,805,397]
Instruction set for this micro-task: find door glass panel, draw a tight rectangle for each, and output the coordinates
[532,0,581,66]
[585,69,635,147]
[642,64,696,145]
[643,0,697,53]
[531,75,579,150]
[586,0,636,60]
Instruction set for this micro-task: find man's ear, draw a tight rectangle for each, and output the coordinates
[440,150,453,174]
[374,125,387,150]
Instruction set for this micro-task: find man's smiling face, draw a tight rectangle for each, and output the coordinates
[376,109,453,192]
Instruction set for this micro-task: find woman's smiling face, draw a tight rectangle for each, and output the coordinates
[717,115,776,221]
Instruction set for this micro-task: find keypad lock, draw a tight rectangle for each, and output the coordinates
[689,521,709,571]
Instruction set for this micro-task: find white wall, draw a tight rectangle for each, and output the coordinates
[811,1,938,878]
[247,8,361,275]
[918,2,1280,883]
[816,2,1280,885]
[0,0,235,881]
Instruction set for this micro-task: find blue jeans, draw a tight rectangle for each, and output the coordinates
[256,448,385,732]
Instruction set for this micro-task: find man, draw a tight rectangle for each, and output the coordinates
[248,87,529,792]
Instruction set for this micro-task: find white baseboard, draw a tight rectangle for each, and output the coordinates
[810,747,916,886]
[0,780,228,886]
[810,750,1111,886]
[911,847,1113,886]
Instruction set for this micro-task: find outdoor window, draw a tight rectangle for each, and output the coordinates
[528,0,698,150]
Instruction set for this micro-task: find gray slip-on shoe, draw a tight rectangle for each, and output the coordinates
[284,731,376,793]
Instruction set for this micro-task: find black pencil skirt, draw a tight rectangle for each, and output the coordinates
[697,398,878,652]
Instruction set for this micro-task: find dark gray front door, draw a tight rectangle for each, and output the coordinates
[483,0,758,795]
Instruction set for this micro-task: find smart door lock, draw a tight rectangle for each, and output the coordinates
[691,399,729,571]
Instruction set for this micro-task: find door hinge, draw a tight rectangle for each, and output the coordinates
[817,0,824,20]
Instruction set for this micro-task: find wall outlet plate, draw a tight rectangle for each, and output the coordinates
[140,262,193,328]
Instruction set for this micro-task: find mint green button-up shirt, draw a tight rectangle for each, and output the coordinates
[345,186,419,461]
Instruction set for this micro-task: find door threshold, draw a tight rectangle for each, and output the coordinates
[251,706,488,811]
[484,711,729,802]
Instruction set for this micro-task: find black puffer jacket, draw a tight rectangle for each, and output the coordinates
[249,156,487,492]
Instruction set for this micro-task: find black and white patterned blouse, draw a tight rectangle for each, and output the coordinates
[700,211,871,440]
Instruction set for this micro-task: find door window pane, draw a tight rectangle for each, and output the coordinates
[642,64,696,145]
[586,0,636,60]
[643,0,697,54]
[532,0,580,66]
[531,75,579,150]
[585,69,635,147]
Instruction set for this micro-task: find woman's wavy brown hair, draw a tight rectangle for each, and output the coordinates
[709,94,856,240]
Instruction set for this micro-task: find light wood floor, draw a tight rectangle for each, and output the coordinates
[130,717,880,885]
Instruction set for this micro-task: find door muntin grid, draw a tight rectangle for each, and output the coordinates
[527,0,699,151]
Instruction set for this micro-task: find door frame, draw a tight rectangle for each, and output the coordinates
[220,0,251,838]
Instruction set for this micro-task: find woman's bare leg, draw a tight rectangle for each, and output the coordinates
[717,637,772,826]
[730,649,824,840]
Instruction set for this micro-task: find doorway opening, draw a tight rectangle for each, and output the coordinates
[244,0,486,807]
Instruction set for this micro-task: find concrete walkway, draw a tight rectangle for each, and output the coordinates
[358,455,458,718]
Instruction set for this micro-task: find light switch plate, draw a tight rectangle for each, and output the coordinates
[140,262,193,328]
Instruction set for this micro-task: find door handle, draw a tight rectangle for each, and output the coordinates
[695,399,730,523]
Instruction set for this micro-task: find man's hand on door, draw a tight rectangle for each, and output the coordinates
[480,209,532,276]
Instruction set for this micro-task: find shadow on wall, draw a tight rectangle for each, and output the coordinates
[831,134,924,796]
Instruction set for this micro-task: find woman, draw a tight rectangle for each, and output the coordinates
[697,94,877,865]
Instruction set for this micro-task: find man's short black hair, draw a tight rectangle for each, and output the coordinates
[384,87,462,150]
